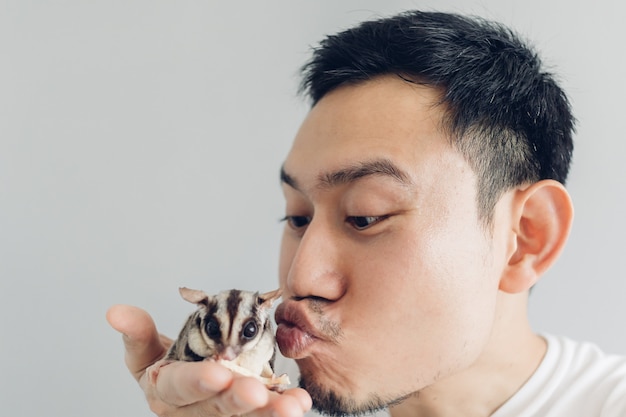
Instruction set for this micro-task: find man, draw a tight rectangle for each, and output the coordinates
[107,10,626,417]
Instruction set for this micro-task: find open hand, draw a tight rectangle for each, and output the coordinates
[106,305,312,417]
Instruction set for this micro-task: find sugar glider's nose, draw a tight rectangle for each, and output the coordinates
[217,345,241,361]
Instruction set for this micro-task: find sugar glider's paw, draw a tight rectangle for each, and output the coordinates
[216,359,291,391]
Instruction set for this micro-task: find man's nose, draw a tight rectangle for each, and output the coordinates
[285,217,347,302]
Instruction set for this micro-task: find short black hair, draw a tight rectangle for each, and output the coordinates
[299,10,575,225]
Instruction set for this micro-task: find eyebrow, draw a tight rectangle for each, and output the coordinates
[280,158,413,191]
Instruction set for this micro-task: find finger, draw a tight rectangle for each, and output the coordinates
[106,304,168,380]
[280,388,313,413]
[151,361,237,407]
[251,389,310,417]
[210,376,271,416]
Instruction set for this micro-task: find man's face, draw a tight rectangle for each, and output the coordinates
[276,76,506,414]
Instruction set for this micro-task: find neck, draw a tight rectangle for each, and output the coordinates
[390,291,546,417]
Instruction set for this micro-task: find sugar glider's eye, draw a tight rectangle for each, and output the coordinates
[205,317,221,339]
[242,320,258,339]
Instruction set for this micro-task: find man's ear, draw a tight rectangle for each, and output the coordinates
[499,180,574,294]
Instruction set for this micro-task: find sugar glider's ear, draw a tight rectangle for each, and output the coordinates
[499,180,574,293]
[179,287,210,307]
[257,289,282,309]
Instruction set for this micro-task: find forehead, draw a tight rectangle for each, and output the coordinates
[213,290,256,319]
[284,76,457,186]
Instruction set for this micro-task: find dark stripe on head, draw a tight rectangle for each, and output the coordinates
[251,296,259,323]
[226,289,242,339]
[206,299,218,317]
[201,300,222,343]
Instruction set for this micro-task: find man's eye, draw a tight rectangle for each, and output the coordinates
[346,215,388,230]
[282,215,312,229]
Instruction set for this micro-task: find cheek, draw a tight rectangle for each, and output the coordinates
[278,229,294,287]
[408,223,498,343]
[338,225,499,387]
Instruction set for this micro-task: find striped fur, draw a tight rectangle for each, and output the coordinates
[165,287,282,378]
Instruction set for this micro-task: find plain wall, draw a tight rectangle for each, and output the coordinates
[1,1,624,416]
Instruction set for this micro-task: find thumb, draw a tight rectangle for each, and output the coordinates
[106,304,169,381]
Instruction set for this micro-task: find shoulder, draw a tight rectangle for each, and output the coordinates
[545,335,626,417]
[545,334,626,381]
[494,334,626,417]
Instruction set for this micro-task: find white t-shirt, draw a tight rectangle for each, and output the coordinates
[493,334,626,417]
[284,334,626,417]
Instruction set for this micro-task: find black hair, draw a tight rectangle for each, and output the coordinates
[299,11,575,225]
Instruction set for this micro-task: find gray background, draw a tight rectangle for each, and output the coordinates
[1,1,624,416]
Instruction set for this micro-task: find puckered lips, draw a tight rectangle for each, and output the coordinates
[274,301,323,359]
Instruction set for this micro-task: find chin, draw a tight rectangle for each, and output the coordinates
[298,369,410,417]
